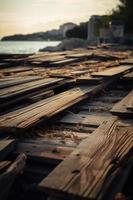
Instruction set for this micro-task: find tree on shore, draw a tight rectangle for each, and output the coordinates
[66,22,88,39]
[111,0,133,33]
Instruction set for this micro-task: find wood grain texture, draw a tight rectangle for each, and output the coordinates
[14,142,74,164]
[0,154,26,200]
[0,78,117,132]
[111,90,133,117]
[123,71,133,80]
[92,65,133,77]
[39,118,133,200]
[0,86,98,132]
[59,113,111,128]
[0,161,11,173]
[0,76,42,89]
[27,90,54,102]
[0,78,63,101]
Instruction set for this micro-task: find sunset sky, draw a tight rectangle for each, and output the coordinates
[0,0,119,37]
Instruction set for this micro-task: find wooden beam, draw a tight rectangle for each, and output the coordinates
[123,71,133,81]
[0,78,63,101]
[111,90,133,117]
[0,66,33,74]
[51,58,81,66]
[0,154,26,200]
[76,77,103,84]
[0,161,11,173]
[14,142,74,165]
[78,102,114,112]
[59,113,111,128]
[39,118,133,200]
[50,70,90,79]
[0,78,66,109]
[27,90,54,103]
[120,58,133,65]
[0,76,42,89]
[92,65,133,77]
[0,86,95,131]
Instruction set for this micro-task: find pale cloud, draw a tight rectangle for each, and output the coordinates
[0,0,119,36]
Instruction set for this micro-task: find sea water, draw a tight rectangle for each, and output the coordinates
[0,41,60,54]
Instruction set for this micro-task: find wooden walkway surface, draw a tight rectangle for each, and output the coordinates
[39,118,133,200]
[92,65,133,77]
[0,78,63,101]
[111,90,133,117]
[0,49,132,200]
[0,86,98,131]
[0,76,116,132]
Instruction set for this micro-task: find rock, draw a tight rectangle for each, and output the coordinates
[39,38,88,52]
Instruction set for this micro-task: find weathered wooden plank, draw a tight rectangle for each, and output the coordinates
[111,90,133,117]
[78,104,113,112]
[0,76,42,89]
[50,70,90,79]
[0,140,16,161]
[76,76,103,84]
[21,138,77,148]
[126,93,133,111]
[27,90,54,102]
[79,101,114,110]
[0,86,95,131]
[59,113,110,128]
[66,53,92,59]
[51,58,80,66]
[0,77,21,82]
[123,71,133,80]
[0,154,26,200]
[30,129,89,146]
[28,54,66,64]
[0,78,67,110]
[39,118,133,200]
[97,96,122,103]
[120,58,133,65]
[92,65,133,77]
[0,78,115,132]
[14,142,74,164]
[0,78,63,101]
[0,66,33,74]
[0,161,11,174]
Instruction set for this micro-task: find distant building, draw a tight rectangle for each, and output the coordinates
[87,15,102,43]
[59,23,77,37]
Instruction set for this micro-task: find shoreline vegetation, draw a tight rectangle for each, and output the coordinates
[1,34,64,42]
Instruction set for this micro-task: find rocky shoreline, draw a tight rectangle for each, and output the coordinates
[39,38,88,52]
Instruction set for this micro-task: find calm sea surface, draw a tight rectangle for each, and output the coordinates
[0,41,60,54]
